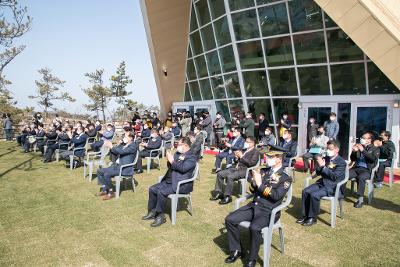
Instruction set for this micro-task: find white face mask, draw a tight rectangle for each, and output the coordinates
[267,158,277,167]
[309,120,314,124]
[123,138,129,144]
[283,134,289,140]
[265,131,271,136]
[360,138,367,145]
[177,146,184,154]
[326,149,335,157]
[330,116,335,121]
[243,143,249,149]
[283,115,288,120]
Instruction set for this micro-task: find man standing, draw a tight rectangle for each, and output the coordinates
[3,113,13,141]
[213,112,226,146]
[323,112,339,140]
[224,150,292,267]
[200,111,212,146]
[374,130,395,188]
[188,126,205,161]
[257,113,269,142]
[307,117,319,143]
[297,140,347,226]
[142,137,197,227]
[240,112,255,138]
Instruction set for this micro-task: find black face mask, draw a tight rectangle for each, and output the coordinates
[123,126,132,132]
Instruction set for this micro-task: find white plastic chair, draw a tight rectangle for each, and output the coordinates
[55,141,70,162]
[69,146,87,170]
[157,163,199,225]
[384,152,396,187]
[145,148,162,173]
[350,164,379,204]
[162,136,175,158]
[304,166,349,228]
[238,155,261,197]
[234,183,293,267]
[114,152,139,199]
[83,146,110,181]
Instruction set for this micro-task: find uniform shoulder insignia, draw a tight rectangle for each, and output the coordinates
[284,181,291,189]
[328,162,337,169]
[178,155,185,161]
[263,186,272,197]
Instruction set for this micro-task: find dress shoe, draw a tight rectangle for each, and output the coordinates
[210,192,223,201]
[102,193,115,201]
[95,191,107,197]
[296,217,307,224]
[354,201,363,208]
[224,250,241,263]
[302,217,317,226]
[136,169,143,174]
[142,210,156,220]
[150,214,166,227]
[245,260,256,267]
[219,196,232,205]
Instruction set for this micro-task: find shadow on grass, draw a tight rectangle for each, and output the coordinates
[0,156,37,178]
[0,147,18,158]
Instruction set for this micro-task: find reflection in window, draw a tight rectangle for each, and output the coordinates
[205,50,221,75]
[248,99,273,123]
[224,73,242,98]
[186,59,197,81]
[211,76,227,99]
[327,29,364,62]
[293,32,326,64]
[298,66,330,95]
[215,100,231,121]
[237,41,265,69]
[199,79,214,100]
[232,9,260,41]
[324,13,338,28]
[229,99,244,118]
[190,31,203,56]
[209,0,226,19]
[187,42,192,59]
[189,81,202,101]
[195,0,211,26]
[184,83,192,101]
[258,3,289,37]
[289,0,323,32]
[257,0,282,5]
[201,24,216,51]
[264,36,293,66]
[219,45,237,73]
[368,62,398,94]
[273,98,299,124]
[242,71,269,97]
[331,63,366,95]
[229,0,255,11]
[214,16,231,47]
[190,3,198,31]
[194,55,208,78]
[269,68,298,96]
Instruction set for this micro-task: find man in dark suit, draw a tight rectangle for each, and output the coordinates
[135,129,162,173]
[349,131,380,208]
[211,136,260,205]
[297,140,347,226]
[142,137,197,227]
[59,126,88,164]
[214,127,245,172]
[270,129,297,167]
[374,130,396,188]
[224,150,292,267]
[95,132,138,200]
[257,113,269,142]
[188,127,204,160]
[35,124,47,154]
[200,111,212,146]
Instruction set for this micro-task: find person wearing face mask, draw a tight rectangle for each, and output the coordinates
[224,149,292,267]
[297,140,347,226]
[323,112,339,140]
[44,125,72,163]
[179,112,192,137]
[279,112,291,140]
[170,122,181,137]
[211,137,260,205]
[213,112,226,147]
[135,129,162,174]
[239,112,255,138]
[374,131,396,189]
[302,125,329,173]
[269,129,297,167]
[349,132,380,208]
[213,127,245,173]
[164,111,173,128]
[141,123,151,139]
[188,127,204,160]
[59,126,88,166]
[307,117,319,143]
[95,132,138,200]
[259,127,275,147]
[90,123,115,152]
[257,113,269,142]
[199,111,212,146]
[142,137,197,227]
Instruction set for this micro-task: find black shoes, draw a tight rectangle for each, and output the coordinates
[302,217,317,226]
[296,217,307,224]
[136,169,144,174]
[245,260,256,267]
[224,250,241,264]
[142,210,156,220]
[219,196,232,205]
[210,192,223,201]
[354,201,363,208]
[150,214,166,227]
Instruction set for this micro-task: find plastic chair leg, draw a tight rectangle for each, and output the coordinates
[330,200,336,228]
[339,199,344,219]
[147,158,151,173]
[187,195,193,215]
[279,227,285,254]
[115,176,121,199]
[171,196,178,225]
[368,182,373,204]
[263,230,273,267]
[83,162,87,179]
[69,155,74,170]
[131,177,135,192]
[55,150,59,162]
[89,162,94,182]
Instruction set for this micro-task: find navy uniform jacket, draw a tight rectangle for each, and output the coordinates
[161,131,174,149]
[224,136,245,153]
[380,140,395,162]
[36,130,46,145]
[142,128,151,138]
[350,144,380,172]
[86,129,97,138]
[171,127,181,137]
[111,142,138,176]
[247,166,292,223]
[271,140,297,166]
[46,130,58,144]
[190,133,204,160]
[72,133,88,157]
[163,150,197,193]
[145,136,162,154]
[95,125,102,132]
[315,155,347,197]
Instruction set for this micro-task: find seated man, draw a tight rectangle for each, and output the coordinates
[188,126,205,161]
[59,126,88,166]
[141,123,151,139]
[160,126,174,150]
[269,129,297,167]
[374,130,395,188]
[44,126,72,163]
[95,132,138,200]
[23,125,37,153]
[90,123,114,152]
[302,125,329,173]
[211,136,260,205]
[135,129,162,173]
[85,123,97,139]
[349,131,380,208]
[214,127,245,173]
[297,140,347,226]
[224,150,292,267]
[142,137,197,227]
[170,122,181,137]
[258,127,275,147]
[35,124,46,154]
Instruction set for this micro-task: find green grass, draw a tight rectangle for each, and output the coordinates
[0,141,399,266]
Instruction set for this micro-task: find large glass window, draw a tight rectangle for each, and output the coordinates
[209,0,226,19]
[232,9,260,41]
[264,36,293,66]
[237,41,265,69]
[205,50,221,75]
[298,66,330,95]
[190,31,203,56]
[269,68,297,96]
[242,71,269,97]
[199,79,214,100]
[186,59,197,80]
[219,45,237,73]
[224,73,242,98]
[229,99,244,119]
[293,32,326,64]
[248,99,273,122]
[258,3,289,37]
[327,29,364,62]
[289,0,323,32]
[215,100,231,121]
[214,16,231,46]
[331,63,366,95]
[257,0,282,5]
[274,98,299,124]
[184,83,192,101]
[201,24,216,51]
[211,76,226,99]
[368,62,398,94]
[190,4,198,31]
[194,55,208,78]
[189,81,202,101]
[229,0,255,11]
[187,42,192,59]
[195,0,211,26]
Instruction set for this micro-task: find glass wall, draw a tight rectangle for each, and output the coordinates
[183,0,398,124]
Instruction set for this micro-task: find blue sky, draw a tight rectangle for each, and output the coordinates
[4,0,159,115]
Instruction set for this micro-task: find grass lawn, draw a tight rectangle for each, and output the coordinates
[0,141,400,266]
